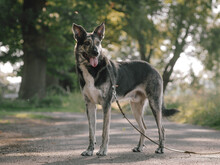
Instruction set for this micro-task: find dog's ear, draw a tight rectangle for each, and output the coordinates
[93,23,105,40]
[72,23,87,42]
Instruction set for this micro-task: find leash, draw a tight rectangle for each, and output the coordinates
[112,86,220,155]
[107,63,220,155]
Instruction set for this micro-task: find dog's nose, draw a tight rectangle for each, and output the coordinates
[93,47,99,56]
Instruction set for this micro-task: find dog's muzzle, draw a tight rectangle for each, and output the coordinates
[82,52,99,68]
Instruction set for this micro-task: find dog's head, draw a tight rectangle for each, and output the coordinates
[72,23,105,67]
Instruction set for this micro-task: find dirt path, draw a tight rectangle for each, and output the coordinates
[0,112,220,165]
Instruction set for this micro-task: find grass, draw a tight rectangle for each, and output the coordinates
[14,113,54,120]
[0,112,55,124]
[0,92,85,112]
[166,90,220,130]
[1,89,220,130]
[0,92,85,120]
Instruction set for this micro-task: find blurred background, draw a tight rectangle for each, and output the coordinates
[0,0,219,128]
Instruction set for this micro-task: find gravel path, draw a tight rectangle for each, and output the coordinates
[0,112,220,165]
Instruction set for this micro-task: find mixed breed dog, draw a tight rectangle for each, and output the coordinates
[72,23,179,156]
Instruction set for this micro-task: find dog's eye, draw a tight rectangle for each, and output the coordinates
[96,41,100,46]
[84,41,90,46]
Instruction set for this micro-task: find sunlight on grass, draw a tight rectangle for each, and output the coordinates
[14,113,53,120]
[1,91,219,130]
[15,113,30,118]
[0,92,85,113]
[0,119,10,124]
[61,92,85,112]
[166,90,220,130]
[0,92,86,121]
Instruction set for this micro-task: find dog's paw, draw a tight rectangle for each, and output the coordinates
[155,147,164,154]
[81,150,93,156]
[96,148,107,156]
[132,146,143,152]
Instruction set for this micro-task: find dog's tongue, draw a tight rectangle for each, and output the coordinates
[90,57,98,67]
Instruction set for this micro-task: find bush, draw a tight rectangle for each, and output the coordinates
[38,95,63,107]
[0,98,31,110]
[0,92,85,113]
[28,86,67,108]
[46,85,68,96]
[166,90,220,130]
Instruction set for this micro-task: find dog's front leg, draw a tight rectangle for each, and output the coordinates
[81,101,97,156]
[96,103,111,156]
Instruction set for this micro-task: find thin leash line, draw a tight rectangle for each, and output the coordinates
[108,72,220,155]
[107,64,220,155]
[113,93,220,155]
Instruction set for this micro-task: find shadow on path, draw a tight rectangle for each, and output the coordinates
[0,112,220,165]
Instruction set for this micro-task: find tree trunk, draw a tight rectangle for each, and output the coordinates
[162,24,190,92]
[19,0,47,99]
[19,54,46,99]
[146,47,153,63]
[162,49,181,92]
[138,40,147,61]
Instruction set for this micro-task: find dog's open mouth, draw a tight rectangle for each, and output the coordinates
[89,57,98,67]
[83,52,98,67]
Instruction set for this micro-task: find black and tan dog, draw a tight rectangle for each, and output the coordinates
[72,23,179,156]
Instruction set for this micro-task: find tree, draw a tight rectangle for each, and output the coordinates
[110,0,214,93]
[200,26,220,77]
[161,0,212,92]
[0,0,22,63]
[0,0,217,98]
[19,0,48,99]
[0,0,109,99]
[111,0,162,62]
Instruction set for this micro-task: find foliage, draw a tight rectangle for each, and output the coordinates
[110,0,162,61]
[160,0,213,91]
[166,88,220,130]
[0,0,220,129]
[0,92,85,113]
[0,0,218,96]
[46,85,68,96]
[200,26,220,77]
[0,0,112,98]
[0,0,22,63]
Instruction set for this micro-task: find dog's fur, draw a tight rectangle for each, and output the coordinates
[72,23,179,156]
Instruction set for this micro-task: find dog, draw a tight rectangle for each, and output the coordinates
[72,23,179,156]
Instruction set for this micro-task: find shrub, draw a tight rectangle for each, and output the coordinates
[0,92,85,113]
[166,90,220,129]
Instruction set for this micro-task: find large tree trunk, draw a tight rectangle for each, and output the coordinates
[19,0,47,99]
[162,24,190,92]
[162,47,182,92]
[19,54,46,99]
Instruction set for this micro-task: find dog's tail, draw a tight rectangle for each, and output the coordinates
[162,104,179,117]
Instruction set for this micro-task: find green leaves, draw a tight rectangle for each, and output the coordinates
[0,0,218,95]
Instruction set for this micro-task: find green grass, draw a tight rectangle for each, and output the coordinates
[14,113,54,120]
[0,112,54,123]
[166,91,220,130]
[0,92,85,120]
[1,89,220,130]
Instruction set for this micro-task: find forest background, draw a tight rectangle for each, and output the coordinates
[0,0,219,129]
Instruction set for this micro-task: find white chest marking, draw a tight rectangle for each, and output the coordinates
[80,65,101,104]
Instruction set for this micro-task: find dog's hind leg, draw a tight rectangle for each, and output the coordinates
[81,101,97,156]
[130,98,147,152]
[148,96,165,154]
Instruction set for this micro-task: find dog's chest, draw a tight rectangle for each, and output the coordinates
[80,65,102,104]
